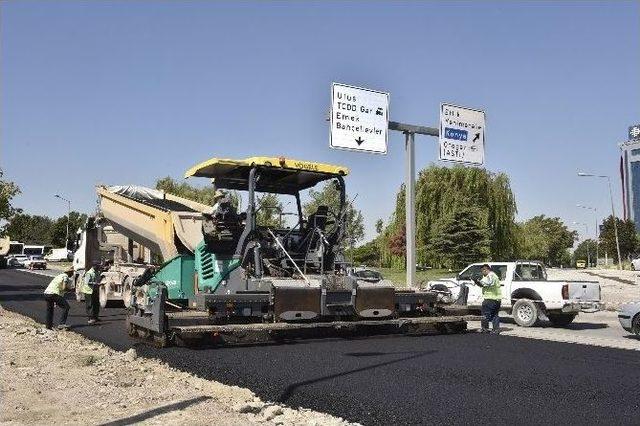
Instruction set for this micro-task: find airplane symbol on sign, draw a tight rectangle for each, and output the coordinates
[355,137,365,145]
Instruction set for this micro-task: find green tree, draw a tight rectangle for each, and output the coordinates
[155,177,240,208]
[5,213,55,245]
[303,181,365,246]
[255,193,283,228]
[598,215,638,262]
[428,206,491,268]
[517,215,577,266]
[572,239,598,266]
[0,170,21,235]
[380,165,518,268]
[347,240,380,266]
[51,211,88,248]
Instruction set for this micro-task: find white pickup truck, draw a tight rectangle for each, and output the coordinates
[426,261,601,327]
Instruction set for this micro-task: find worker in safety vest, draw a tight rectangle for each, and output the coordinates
[479,264,502,333]
[43,267,74,330]
[82,261,101,324]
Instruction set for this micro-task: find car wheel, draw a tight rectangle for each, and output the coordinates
[548,313,576,327]
[632,313,640,336]
[512,299,539,327]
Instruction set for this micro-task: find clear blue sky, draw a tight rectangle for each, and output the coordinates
[2,1,639,242]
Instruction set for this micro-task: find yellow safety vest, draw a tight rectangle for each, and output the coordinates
[81,268,97,295]
[44,273,68,296]
[481,271,502,301]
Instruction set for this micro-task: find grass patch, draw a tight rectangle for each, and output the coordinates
[373,267,455,288]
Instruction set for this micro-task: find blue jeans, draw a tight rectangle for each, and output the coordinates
[481,299,501,331]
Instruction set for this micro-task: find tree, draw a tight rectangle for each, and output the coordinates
[303,181,365,246]
[428,206,491,269]
[517,215,577,266]
[255,193,283,228]
[5,213,55,245]
[346,240,380,266]
[380,165,518,268]
[573,239,598,266]
[51,211,88,248]
[599,215,638,262]
[375,219,384,234]
[0,169,20,235]
[155,177,240,208]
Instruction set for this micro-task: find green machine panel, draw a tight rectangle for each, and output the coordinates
[195,241,240,293]
[152,255,196,301]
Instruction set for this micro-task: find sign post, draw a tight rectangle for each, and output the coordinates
[330,83,485,288]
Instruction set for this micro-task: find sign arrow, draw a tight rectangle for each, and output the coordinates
[473,133,480,142]
[355,137,365,145]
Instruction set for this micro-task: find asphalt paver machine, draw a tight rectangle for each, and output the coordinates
[125,157,470,346]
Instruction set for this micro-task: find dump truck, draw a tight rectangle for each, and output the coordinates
[73,186,210,307]
[97,157,472,346]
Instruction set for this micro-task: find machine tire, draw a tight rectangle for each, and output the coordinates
[512,299,539,327]
[548,313,576,327]
[632,313,640,336]
[122,277,133,309]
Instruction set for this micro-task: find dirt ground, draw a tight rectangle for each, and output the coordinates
[0,307,355,426]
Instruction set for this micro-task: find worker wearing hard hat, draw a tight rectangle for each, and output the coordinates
[479,264,502,333]
[43,267,74,330]
[81,261,101,324]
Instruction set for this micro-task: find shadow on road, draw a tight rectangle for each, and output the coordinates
[97,395,211,426]
[0,284,43,292]
[497,316,609,330]
[277,350,437,403]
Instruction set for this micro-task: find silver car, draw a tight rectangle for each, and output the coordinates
[618,302,640,336]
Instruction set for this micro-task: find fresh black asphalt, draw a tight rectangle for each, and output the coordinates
[1,269,638,425]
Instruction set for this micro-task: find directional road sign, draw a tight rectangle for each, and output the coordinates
[330,83,389,154]
[439,103,485,165]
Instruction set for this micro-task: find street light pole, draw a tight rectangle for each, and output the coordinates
[577,204,598,267]
[577,173,622,270]
[54,194,71,250]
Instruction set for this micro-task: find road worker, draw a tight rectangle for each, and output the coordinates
[82,261,101,324]
[43,267,74,330]
[479,264,502,333]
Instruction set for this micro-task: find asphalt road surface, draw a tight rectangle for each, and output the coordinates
[1,269,639,425]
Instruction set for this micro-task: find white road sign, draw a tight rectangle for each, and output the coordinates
[330,83,389,154]
[439,103,485,165]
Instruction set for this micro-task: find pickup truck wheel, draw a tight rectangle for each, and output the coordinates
[548,313,576,327]
[512,299,539,327]
[632,313,640,336]
[99,281,109,308]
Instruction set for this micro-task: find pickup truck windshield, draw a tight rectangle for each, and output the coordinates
[514,264,546,281]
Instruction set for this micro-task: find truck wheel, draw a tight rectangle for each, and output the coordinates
[99,283,109,308]
[632,313,640,336]
[122,277,133,309]
[75,275,84,302]
[512,299,539,327]
[548,313,576,327]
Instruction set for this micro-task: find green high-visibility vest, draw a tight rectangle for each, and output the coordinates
[481,271,502,301]
[81,268,96,295]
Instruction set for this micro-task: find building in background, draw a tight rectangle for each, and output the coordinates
[619,124,640,229]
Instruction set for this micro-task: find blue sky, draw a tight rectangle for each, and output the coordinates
[1,1,639,242]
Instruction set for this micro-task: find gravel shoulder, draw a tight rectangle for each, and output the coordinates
[0,307,354,426]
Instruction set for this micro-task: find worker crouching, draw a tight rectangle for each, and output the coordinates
[44,267,74,330]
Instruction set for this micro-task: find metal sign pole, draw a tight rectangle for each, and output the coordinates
[405,131,416,288]
[389,121,439,288]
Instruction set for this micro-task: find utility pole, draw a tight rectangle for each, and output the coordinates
[54,194,71,250]
[577,173,622,270]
